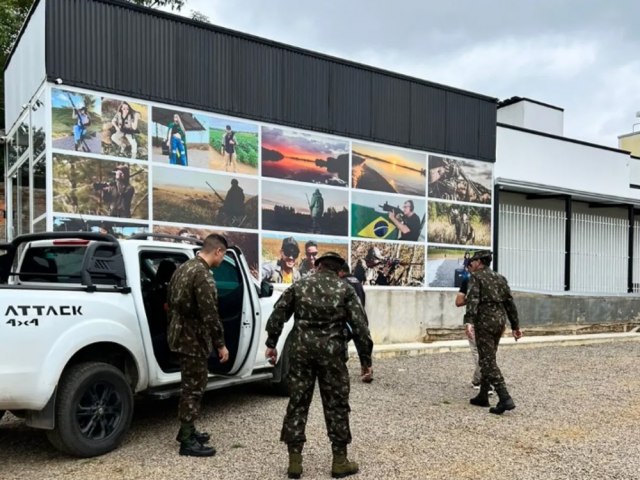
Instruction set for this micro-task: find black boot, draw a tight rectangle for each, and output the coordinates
[469,381,490,407]
[176,429,210,444]
[489,384,516,415]
[176,423,216,456]
[179,436,216,457]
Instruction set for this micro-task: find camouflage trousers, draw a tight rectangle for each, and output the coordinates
[178,353,209,423]
[281,347,352,449]
[475,320,507,389]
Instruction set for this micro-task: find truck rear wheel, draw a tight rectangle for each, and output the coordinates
[46,362,133,457]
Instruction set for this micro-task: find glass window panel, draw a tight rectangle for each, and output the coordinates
[32,94,46,158]
[20,161,30,234]
[7,131,18,170]
[11,172,19,237]
[16,117,29,159]
[33,158,46,220]
[33,218,46,233]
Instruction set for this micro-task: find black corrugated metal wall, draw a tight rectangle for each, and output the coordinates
[45,0,496,161]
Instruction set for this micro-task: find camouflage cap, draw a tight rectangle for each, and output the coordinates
[314,251,345,267]
[469,250,492,262]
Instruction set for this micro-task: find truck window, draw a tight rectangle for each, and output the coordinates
[20,246,85,283]
[211,255,243,318]
[19,246,120,284]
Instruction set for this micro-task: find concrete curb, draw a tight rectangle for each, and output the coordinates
[352,332,640,360]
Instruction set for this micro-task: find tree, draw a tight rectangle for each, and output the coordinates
[0,0,205,131]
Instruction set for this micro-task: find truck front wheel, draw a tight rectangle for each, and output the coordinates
[46,362,133,457]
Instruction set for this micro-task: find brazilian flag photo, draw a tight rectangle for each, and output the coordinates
[351,204,398,240]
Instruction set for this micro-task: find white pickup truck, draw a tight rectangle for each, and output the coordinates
[0,232,292,457]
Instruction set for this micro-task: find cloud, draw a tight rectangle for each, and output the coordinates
[163,0,640,147]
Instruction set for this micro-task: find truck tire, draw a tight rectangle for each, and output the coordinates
[46,362,133,457]
[272,341,291,397]
[0,410,5,421]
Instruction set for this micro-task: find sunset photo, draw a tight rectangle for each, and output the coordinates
[261,126,349,186]
[352,141,426,196]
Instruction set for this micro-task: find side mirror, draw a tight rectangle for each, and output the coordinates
[258,280,273,298]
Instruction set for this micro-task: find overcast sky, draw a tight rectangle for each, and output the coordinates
[170,0,640,149]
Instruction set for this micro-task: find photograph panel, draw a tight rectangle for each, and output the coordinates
[53,216,149,239]
[261,126,349,186]
[427,201,491,247]
[351,240,424,287]
[51,88,102,154]
[426,246,474,288]
[351,190,425,242]
[153,167,258,229]
[52,155,149,220]
[352,142,426,196]
[151,107,209,168]
[154,225,260,279]
[101,98,149,160]
[261,232,349,284]
[208,116,259,175]
[262,180,349,236]
[428,155,492,204]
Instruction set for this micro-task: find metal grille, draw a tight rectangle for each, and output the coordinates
[634,220,640,293]
[570,213,628,294]
[499,204,566,291]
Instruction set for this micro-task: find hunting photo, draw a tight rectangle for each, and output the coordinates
[51,88,102,154]
[428,155,492,204]
[261,126,349,186]
[52,155,149,220]
[152,166,259,229]
[351,240,425,287]
[261,233,349,283]
[427,201,491,247]
[53,216,149,239]
[261,180,349,236]
[154,225,259,279]
[352,141,427,196]
[209,117,259,175]
[101,98,149,161]
[351,190,425,242]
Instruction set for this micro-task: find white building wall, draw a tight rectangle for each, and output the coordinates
[496,125,638,202]
[4,0,46,129]
[498,100,564,136]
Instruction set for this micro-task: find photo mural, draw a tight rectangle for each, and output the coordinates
[48,86,493,287]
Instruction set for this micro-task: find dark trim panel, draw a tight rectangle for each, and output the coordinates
[564,196,572,292]
[628,207,635,293]
[40,0,497,162]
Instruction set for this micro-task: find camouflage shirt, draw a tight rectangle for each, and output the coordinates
[266,270,374,368]
[167,256,225,357]
[463,267,520,330]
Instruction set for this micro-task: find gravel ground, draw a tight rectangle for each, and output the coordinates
[1,340,639,480]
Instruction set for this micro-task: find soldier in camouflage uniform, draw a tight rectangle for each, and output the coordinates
[265,252,373,479]
[337,263,372,383]
[167,233,230,456]
[464,250,523,415]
